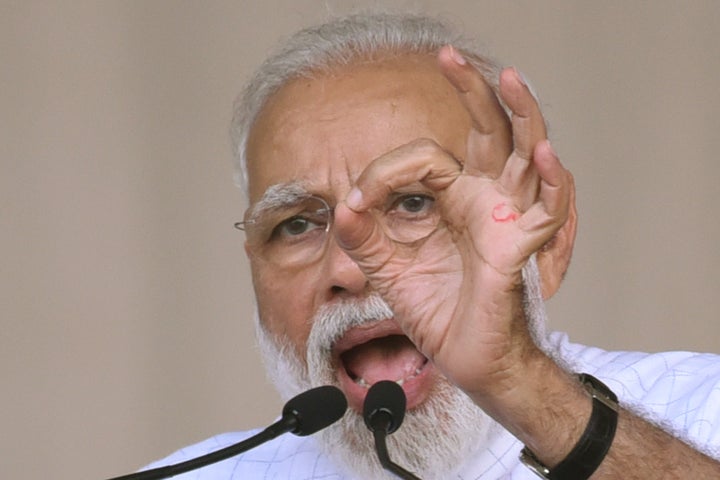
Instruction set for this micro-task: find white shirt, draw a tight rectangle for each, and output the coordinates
[146,333,720,479]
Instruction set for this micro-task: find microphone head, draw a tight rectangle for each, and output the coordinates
[363,380,407,434]
[282,385,348,436]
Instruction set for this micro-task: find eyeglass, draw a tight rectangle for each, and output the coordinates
[234,192,441,268]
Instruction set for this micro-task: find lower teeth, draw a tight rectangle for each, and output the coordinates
[354,368,423,388]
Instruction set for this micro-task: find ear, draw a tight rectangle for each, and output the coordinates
[537,173,578,300]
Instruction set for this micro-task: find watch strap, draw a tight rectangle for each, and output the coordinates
[520,373,619,480]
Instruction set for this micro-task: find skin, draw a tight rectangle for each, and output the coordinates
[245,47,720,477]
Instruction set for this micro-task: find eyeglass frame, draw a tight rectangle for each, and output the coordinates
[234,189,441,268]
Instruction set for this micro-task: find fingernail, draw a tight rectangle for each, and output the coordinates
[509,66,539,101]
[512,66,528,87]
[545,139,557,158]
[449,45,467,66]
[345,187,364,211]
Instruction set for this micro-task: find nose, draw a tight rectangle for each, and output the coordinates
[321,235,368,297]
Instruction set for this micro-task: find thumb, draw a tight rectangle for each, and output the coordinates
[334,201,395,276]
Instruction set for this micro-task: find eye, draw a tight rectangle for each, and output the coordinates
[381,193,439,243]
[275,216,321,237]
[270,206,329,242]
[390,193,435,217]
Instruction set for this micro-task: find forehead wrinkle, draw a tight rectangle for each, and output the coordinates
[337,147,361,189]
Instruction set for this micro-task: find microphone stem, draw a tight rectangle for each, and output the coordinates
[106,417,297,480]
[371,428,422,480]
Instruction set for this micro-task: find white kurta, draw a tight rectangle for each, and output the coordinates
[145,332,720,479]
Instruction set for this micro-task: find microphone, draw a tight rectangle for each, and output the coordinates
[106,385,347,480]
[363,381,422,480]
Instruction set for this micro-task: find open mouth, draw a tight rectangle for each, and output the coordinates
[332,320,434,411]
[341,335,429,387]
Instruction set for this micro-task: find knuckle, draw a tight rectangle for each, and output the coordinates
[409,137,443,156]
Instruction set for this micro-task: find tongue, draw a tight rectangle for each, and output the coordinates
[342,335,426,384]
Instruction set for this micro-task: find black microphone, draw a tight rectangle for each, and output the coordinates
[363,380,422,480]
[106,385,347,480]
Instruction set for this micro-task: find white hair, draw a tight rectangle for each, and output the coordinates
[230,12,501,197]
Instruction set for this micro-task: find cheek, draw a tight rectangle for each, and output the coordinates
[251,261,318,358]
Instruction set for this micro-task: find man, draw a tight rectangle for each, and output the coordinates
[150,13,720,479]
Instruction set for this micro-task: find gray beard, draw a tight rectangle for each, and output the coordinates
[254,256,549,479]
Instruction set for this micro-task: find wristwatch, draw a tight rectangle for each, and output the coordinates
[519,373,619,480]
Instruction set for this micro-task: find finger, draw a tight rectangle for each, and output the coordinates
[437,45,512,177]
[499,67,547,162]
[333,202,396,276]
[534,140,570,216]
[495,67,549,206]
[516,141,571,253]
[345,138,461,212]
[338,138,463,283]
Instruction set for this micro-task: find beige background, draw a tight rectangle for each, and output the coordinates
[2,1,719,479]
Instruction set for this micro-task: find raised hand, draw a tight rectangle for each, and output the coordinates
[332,45,574,404]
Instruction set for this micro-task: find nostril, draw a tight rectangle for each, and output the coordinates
[330,276,370,297]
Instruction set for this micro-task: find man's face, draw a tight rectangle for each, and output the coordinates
[245,54,478,412]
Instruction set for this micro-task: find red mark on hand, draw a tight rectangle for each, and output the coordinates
[492,203,519,223]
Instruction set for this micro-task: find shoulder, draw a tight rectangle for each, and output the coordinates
[547,332,720,453]
[145,430,349,479]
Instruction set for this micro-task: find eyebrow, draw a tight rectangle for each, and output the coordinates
[248,182,311,220]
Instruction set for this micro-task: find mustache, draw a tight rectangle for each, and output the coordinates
[305,293,395,384]
[308,293,394,348]
[254,293,397,400]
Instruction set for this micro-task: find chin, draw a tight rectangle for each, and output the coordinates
[315,374,498,480]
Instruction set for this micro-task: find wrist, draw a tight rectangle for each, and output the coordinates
[520,374,619,479]
[470,354,594,466]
